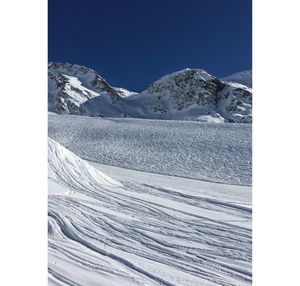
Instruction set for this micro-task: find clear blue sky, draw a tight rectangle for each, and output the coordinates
[49,0,252,91]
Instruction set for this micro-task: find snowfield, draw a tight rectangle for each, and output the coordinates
[48,137,251,286]
[49,113,252,185]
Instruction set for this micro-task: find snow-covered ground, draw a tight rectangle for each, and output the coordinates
[48,137,252,286]
[48,113,252,186]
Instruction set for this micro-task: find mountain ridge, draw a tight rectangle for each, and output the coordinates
[222,70,252,88]
[48,62,252,123]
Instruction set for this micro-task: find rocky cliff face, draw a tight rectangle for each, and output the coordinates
[48,63,252,123]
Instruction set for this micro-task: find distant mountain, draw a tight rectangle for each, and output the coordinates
[48,62,137,114]
[48,63,252,123]
[222,70,252,88]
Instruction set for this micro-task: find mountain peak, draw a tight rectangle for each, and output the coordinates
[48,62,99,78]
[152,68,215,87]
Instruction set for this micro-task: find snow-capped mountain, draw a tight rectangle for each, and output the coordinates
[222,70,252,88]
[48,63,252,123]
[137,68,252,122]
[48,62,137,114]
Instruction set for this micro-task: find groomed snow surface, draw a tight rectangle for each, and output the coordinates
[48,114,252,286]
[49,114,251,186]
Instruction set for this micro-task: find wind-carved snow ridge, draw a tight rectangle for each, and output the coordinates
[48,137,252,286]
[48,62,252,123]
[48,137,122,195]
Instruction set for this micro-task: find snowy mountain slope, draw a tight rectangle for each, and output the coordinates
[48,63,252,122]
[48,138,252,286]
[216,82,252,123]
[222,70,252,88]
[49,113,252,186]
[48,62,137,114]
[135,68,252,123]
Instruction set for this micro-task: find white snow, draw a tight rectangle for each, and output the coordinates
[222,70,252,88]
[89,162,251,206]
[114,87,138,97]
[48,136,252,286]
[48,137,122,192]
[48,113,252,185]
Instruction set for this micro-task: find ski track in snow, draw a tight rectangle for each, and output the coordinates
[48,117,252,286]
[49,186,252,286]
[48,113,252,186]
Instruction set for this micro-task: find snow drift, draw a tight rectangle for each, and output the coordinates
[48,137,122,194]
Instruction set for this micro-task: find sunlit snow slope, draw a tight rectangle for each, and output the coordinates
[49,113,252,185]
[48,138,251,286]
